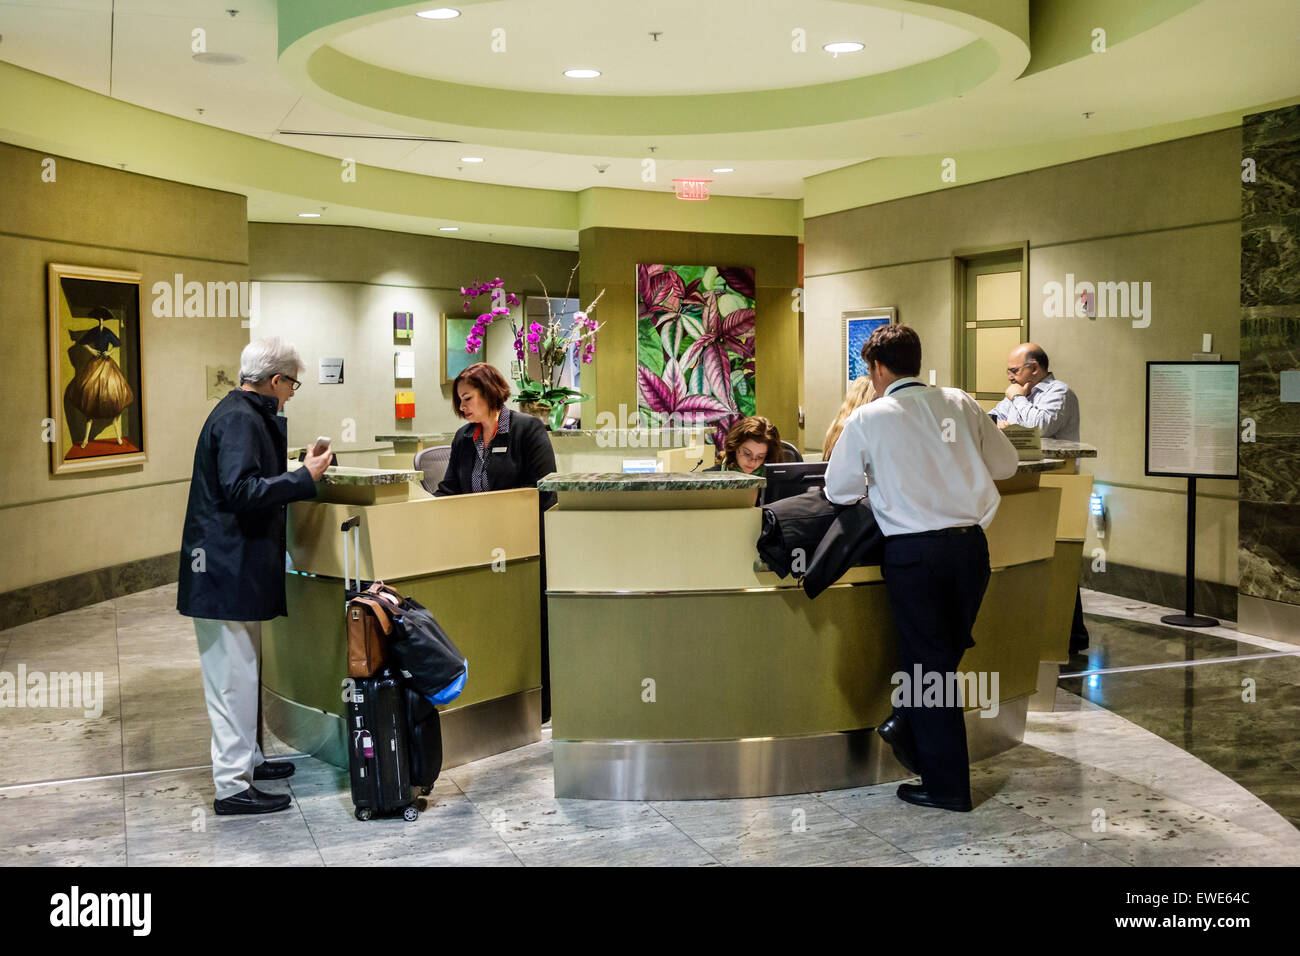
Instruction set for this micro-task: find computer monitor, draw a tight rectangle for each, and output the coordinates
[761,461,827,505]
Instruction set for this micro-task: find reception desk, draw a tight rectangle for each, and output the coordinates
[374,427,713,476]
[539,467,1064,800]
[262,466,543,769]
[1030,439,1098,709]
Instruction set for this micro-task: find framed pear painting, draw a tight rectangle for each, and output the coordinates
[47,263,148,474]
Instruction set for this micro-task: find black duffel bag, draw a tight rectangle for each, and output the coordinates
[756,486,841,578]
[388,596,468,706]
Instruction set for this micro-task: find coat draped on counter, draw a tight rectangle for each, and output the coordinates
[756,488,885,599]
[177,389,318,621]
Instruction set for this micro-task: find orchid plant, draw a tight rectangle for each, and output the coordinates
[462,264,606,430]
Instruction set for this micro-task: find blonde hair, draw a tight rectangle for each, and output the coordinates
[822,377,876,460]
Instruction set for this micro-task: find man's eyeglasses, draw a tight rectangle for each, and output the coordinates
[280,375,302,391]
[1006,362,1037,376]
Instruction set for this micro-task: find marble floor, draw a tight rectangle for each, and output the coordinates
[1,585,1297,866]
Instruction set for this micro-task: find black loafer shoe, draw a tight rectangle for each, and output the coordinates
[896,783,972,812]
[253,760,296,781]
[877,714,920,775]
[214,786,292,815]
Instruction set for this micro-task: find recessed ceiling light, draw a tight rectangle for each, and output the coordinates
[564,69,601,79]
[417,8,460,19]
[298,212,321,218]
[192,52,245,65]
[460,156,484,163]
[712,167,734,173]
[439,226,459,231]
[823,41,864,54]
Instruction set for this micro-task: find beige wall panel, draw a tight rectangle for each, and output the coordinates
[803,128,1242,584]
[0,142,247,264]
[805,130,1241,278]
[803,260,952,451]
[249,222,578,455]
[1,483,189,591]
[1083,484,1238,585]
[0,143,248,593]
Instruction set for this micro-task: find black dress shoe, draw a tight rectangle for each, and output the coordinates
[896,783,972,812]
[214,786,292,815]
[877,713,920,775]
[253,760,296,780]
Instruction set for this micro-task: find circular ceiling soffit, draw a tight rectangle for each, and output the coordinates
[276,0,1031,158]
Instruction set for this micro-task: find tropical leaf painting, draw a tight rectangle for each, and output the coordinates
[636,264,756,446]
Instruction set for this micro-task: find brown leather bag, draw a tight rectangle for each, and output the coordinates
[346,583,402,678]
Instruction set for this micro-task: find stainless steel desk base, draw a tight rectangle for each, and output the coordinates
[553,696,1028,800]
[263,686,542,771]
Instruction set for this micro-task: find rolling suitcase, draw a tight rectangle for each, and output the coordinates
[340,517,420,822]
[346,670,420,821]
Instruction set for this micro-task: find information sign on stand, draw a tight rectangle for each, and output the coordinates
[1145,361,1239,627]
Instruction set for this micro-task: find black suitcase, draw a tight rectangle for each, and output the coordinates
[405,687,443,792]
[340,517,420,822]
[346,670,420,821]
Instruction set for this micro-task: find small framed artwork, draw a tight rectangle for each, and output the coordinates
[843,307,897,392]
[442,312,483,385]
[47,263,147,474]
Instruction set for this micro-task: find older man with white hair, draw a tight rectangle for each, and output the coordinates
[177,337,332,815]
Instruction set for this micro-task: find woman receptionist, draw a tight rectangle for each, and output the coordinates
[434,363,557,507]
[434,361,558,722]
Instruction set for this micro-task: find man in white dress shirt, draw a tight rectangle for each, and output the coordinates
[825,325,1018,812]
[991,343,1080,441]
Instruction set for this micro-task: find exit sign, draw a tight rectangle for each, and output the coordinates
[673,179,711,200]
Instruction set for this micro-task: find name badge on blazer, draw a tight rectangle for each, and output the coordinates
[492,446,508,454]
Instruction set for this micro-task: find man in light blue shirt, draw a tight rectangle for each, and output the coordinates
[992,342,1090,653]
[991,343,1080,441]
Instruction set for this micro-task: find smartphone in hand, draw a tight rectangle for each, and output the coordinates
[311,436,332,457]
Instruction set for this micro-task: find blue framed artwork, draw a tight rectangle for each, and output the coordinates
[843,307,897,391]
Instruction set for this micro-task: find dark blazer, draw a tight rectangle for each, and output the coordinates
[177,389,318,621]
[434,408,557,510]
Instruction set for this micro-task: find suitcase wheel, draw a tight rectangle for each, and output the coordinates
[355,807,373,821]
[403,805,419,822]
[416,797,430,812]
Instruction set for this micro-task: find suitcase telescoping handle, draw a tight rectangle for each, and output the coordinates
[340,515,361,594]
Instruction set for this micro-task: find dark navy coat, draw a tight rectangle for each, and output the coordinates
[177,389,317,621]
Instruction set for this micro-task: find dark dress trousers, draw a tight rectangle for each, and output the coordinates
[177,389,318,621]
[434,409,558,720]
[882,528,990,799]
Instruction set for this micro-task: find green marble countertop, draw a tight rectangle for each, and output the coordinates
[288,463,420,485]
[1040,440,1097,459]
[538,471,764,492]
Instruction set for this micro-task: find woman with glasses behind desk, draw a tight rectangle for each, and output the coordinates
[704,416,784,505]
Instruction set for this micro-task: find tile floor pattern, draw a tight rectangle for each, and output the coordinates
[1,584,1298,866]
